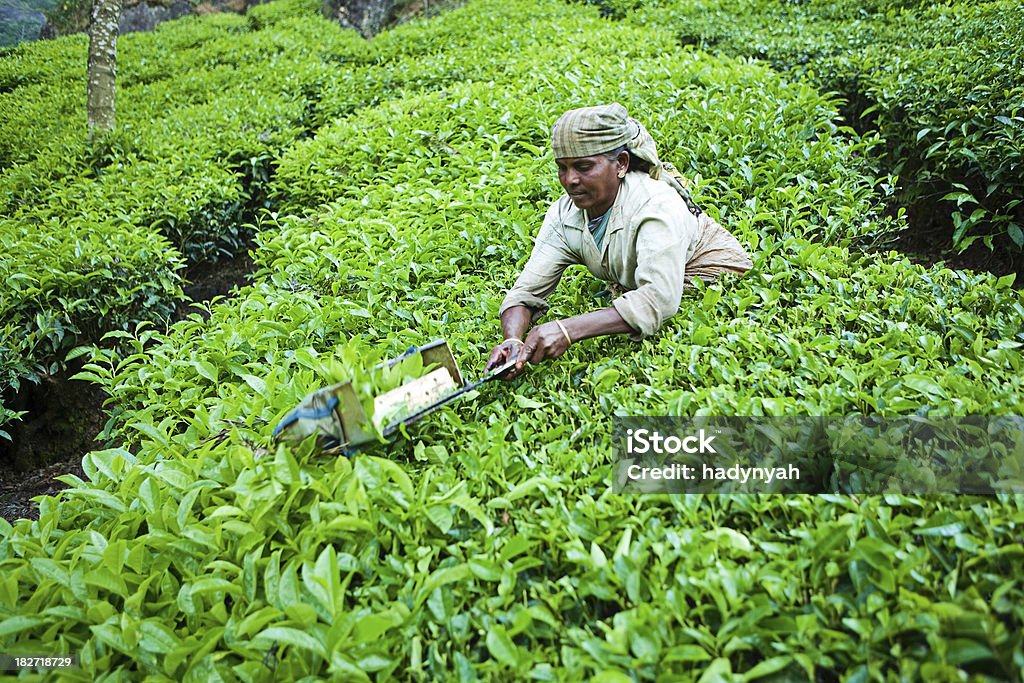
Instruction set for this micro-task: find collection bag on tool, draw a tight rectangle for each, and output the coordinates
[272,340,513,455]
[272,341,462,454]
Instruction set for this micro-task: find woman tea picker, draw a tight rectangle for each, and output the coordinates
[486,103,753,378]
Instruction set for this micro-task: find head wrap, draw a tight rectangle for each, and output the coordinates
[550,103,662,180]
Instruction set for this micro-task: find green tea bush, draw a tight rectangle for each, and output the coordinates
[274,8,895,252]
[0,215,184,439]
[2,0,665,441]
[627,0,1024,251]
[1,0,1022,678]
[842,3,1024,250]
[0,10,369,432]
[0,51,85,169]
[246,0,321,28]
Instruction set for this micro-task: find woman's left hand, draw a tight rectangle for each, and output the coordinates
[515,321,571,372]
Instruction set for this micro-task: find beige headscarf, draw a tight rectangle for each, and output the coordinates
[550,103,663,180]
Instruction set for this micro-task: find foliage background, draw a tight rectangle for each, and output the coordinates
[0,0,56,47]
[610,0,1024,254]
[0,0,1022,680]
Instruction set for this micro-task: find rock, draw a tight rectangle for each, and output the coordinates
[198,0,268,16]
[37,18,64,41]
[323,0,401,38]
[35,0,269,42]
[118,0,193,35]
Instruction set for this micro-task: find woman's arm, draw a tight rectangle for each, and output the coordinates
[610,210,690,337]
[485,305,535,372]
[488,203,578,374]
[511,307,634,374]
[487,305,636,379]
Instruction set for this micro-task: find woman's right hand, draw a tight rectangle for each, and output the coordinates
[485,339,524,379]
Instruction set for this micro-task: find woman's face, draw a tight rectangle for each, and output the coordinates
[556,152,627,217]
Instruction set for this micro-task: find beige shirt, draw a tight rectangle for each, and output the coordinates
[500,173,699,337]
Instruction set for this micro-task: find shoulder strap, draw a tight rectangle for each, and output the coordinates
[660,161,704,217]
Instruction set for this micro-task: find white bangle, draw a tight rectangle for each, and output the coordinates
[504,337,524,346]
[554,320,572,345]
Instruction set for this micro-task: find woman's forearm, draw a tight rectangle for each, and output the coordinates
[501,305,637,373]
[560,307,635,342]
[499,305,534,342]
[503,305,635,345]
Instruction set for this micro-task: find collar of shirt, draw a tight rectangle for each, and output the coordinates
[562,175,632,240]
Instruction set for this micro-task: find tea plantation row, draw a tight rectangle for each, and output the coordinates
[0,1,320,438]
[0,0,601,440]
[597,0,1024,253]
[1,0,1023,680]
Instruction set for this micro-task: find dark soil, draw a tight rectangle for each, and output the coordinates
[890,200,1024,285]
[0,248,256,524]
[0,370,99,523]
[175,246,260,321]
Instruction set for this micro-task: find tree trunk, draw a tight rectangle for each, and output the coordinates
[86,0,122,134]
